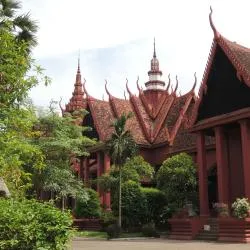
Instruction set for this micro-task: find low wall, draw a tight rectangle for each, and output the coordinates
[218,217,250,243]
[169,217,207,240]
[73,218,102,231]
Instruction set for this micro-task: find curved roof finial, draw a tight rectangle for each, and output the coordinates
[82,78,89,97]
[209,6,220,39]
[105,79,112,98]
[136,76,141,92]
[124,90,127,100]
[126,78,132,96]
[192,72,197,91]
[174,75,179,93]
[166,73,171,92]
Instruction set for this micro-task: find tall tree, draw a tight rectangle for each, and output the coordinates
[0,0,38,47]
[106,112,137,227]
[33,105,96,209]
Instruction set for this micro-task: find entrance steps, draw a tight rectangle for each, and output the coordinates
[195,218,218,241]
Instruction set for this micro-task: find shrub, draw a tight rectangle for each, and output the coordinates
[156,153,198,213]
[101,210,117,229]
[141,223,159,237]
[232,198,250,219]
[112,181,148,228]
[106,224,121,239]
[75,188,101,218]
[0,198,72,250]
[141,187,168,227]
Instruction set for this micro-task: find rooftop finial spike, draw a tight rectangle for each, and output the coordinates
[77,49,81,73]
[153,37,156,58]
[209,6,220,39]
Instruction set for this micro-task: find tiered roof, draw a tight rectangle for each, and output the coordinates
[65,47,197,148]
[191,7,250,126]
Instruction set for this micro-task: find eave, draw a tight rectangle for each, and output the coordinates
[190,107,250,132]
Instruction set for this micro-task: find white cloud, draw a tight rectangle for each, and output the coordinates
[21,0,250,107]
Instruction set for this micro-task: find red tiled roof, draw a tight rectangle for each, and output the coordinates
[192,10,250,125]
[88,99,115,141]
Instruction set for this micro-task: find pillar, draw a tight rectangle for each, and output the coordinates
[103,154,111,210]
[239,120,250,200]
[214,126,229,204]
[97,152,103,204]
[197,131,209,216]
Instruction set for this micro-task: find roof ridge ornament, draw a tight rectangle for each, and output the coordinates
[82,78,89,97]
[105,79,112,98]
[136,76,142,92]
[166,74,171,92]
[126,78,133,96]
[174,75,179,93]
[209,6,220,39]
[192,72,197,91]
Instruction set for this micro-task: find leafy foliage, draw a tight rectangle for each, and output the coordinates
[0,106,44,197]
[0,198,73,250]
[141,187,168,227]
[105,112,138,227]
[0,0,38,47]
[141,223,159,237]
[156,153,198,212]
[75,188,101,218]
[0,24,48,196]
[33,106,95,205]
[112,180,148,229]
[232,198,250,219]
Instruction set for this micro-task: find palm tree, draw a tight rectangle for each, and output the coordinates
[106,112,137,228]
[0,0,38,48]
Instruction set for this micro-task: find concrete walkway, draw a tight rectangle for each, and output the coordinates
[72,238,250,250]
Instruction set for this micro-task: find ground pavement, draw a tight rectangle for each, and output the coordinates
[72,238,250,250]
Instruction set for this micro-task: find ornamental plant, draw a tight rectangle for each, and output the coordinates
[213,202,229,217]
[232,198,250,219]
[0,198,73,250]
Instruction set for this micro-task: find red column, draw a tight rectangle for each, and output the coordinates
[214,126,229,204]
[97,152,103,205]
[83,158,89,186]
[104,154,111,210]
[197,131,209,216]
[239,120,250,200]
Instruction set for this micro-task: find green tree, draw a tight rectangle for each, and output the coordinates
[105,112,137,227]
[33,105,96,209]
[0,26,47,196]
[156,153,198,212]
[0,0,38,47]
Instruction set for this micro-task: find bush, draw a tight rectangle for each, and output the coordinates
[156,153,198,213]
[141,223,159,237]
[101,210,117,229]
[75,188,101,218]
[232,198,250,219]
[0,198,72,250]
[112,181,148,229]
[141,187,168,227]
[106,224,121,239]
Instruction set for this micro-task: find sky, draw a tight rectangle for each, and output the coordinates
[21,0,250,108]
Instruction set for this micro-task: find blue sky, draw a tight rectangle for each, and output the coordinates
[21,0,250,108]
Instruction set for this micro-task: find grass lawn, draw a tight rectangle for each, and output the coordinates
[74,231,144,239]
[74,231,107,238]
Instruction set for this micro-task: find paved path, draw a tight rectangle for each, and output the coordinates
[72,238,250,250]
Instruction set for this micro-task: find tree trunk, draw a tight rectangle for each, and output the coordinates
[118,165,122,228]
